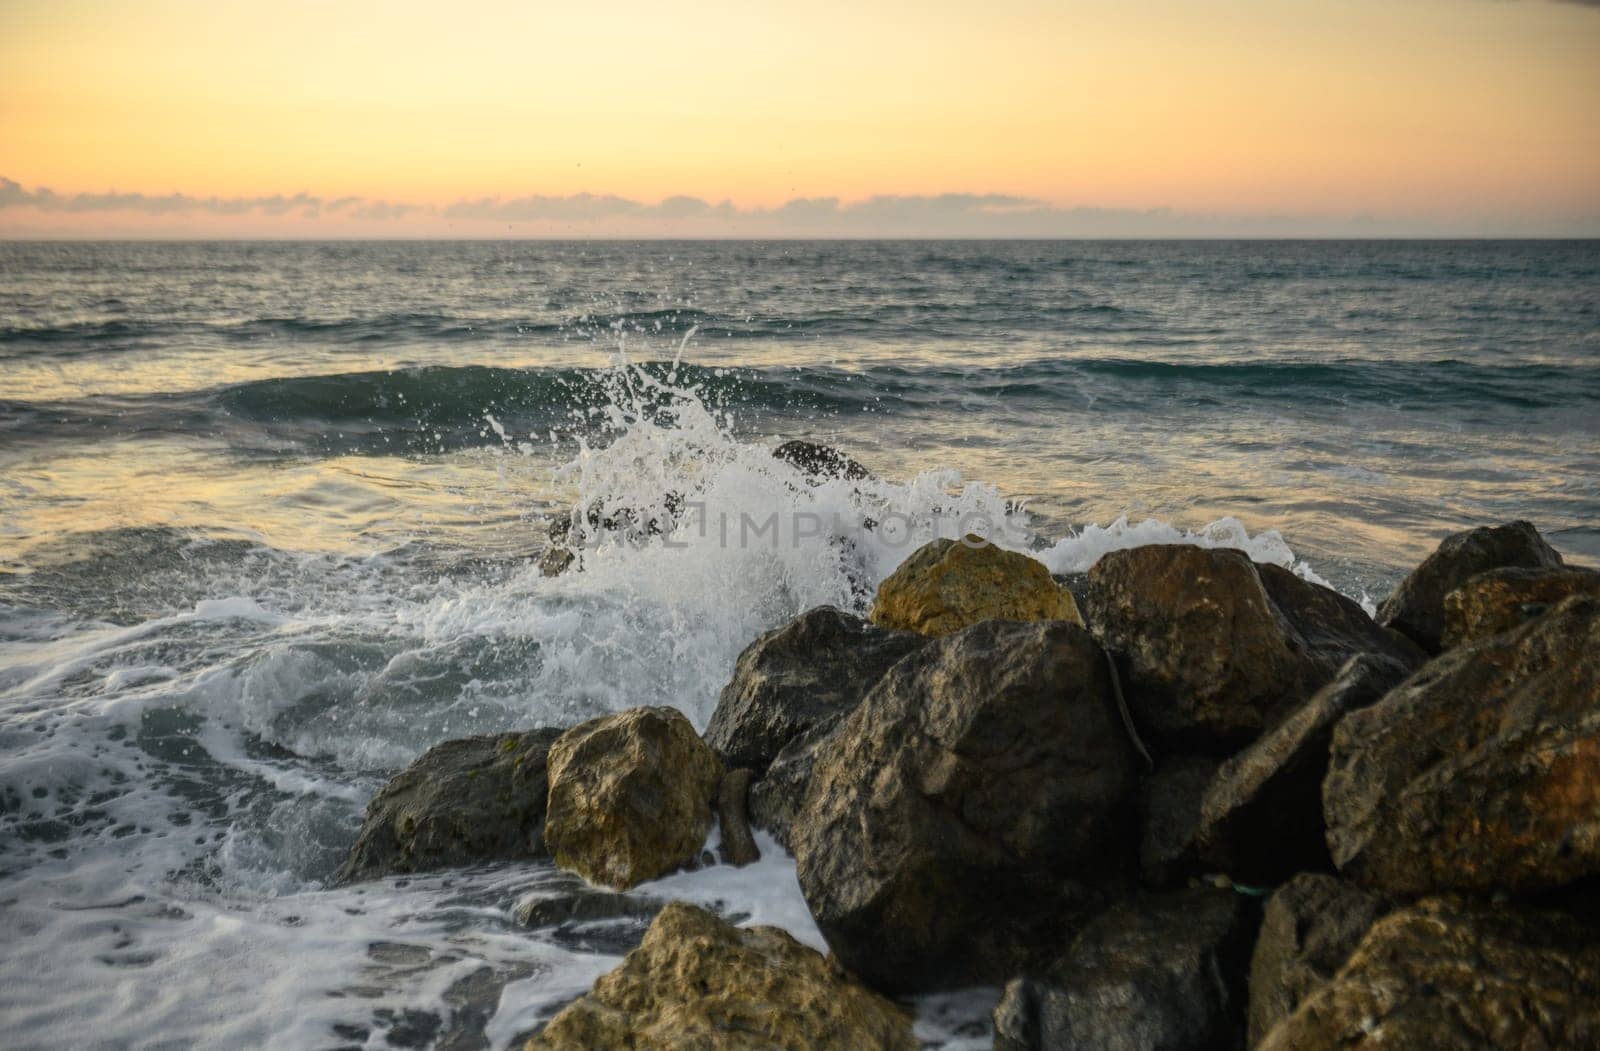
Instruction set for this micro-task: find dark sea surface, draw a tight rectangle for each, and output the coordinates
[1,240,1597,1047]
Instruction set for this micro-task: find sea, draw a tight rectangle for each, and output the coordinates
[1,239,1597,1048]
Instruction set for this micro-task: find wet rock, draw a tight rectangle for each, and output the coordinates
[714,768,760,867]
[1085,545,1420,752]
[1196,654,1412,885]
[526,901,916,1050]
[543,707,724,891]
[704,606,925,773]
[772,439,871,482]
[1137,754,1220,889]
[992,886,1259,1051]
[871,536,1083,637]
[1258,897,1600,1050]
[746,721,835,854]
[1246,874,1393,1048]
[1324,595,1600,895]
[794,619,1139,993]
[537,545,575,578]
[1378,520,1564,654]
[513,884,668,929]
[335,728,564,885]
[1442,563,1600,649]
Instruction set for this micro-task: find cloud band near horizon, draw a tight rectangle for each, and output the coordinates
[2,178,1595,239]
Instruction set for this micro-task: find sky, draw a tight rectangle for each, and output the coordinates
[2,0,1598,238]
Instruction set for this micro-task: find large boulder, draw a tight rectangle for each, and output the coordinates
[1324,595,1600,895]
[870,537,1083,637]
[793,619,1140,993]
[992,886,1258,1051]
[544,707,724,890]
[1258,897,1600,1050]
[1246,874,1393,1048]
[704,606,925,773]
[1378,520,1564,653]
[1196,654,1412,885]
[1085,545,1420,751]
[1442,564,1600,650]
[334,728,563,884]
[525,901,916,1050]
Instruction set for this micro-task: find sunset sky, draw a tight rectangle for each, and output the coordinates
[2,0,1598,237]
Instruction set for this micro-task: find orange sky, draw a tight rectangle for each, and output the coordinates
[2,0,1598,236]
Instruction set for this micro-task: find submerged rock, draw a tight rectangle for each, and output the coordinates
[1136,754,1220,889]
[543,707,723,891]
[772,439,871,482]
[1246,874,1393,1048]
[1378,520,1564,653]
[525,901,916,1050]
[992,886,1258,1051]
[1324,595,1600,895]
[1441,563,1600,649]
[1196,654,1412,884]
[704,606,925,773]
[335,728,563,885]
[794,618,1139,993]
[870,536,1083,637]
[1085,545,1419,752]
[1258,897,1600,1050]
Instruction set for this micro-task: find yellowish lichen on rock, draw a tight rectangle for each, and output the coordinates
[870,536,1082,636]
[526,901,917,1051]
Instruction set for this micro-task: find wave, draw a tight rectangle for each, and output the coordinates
[5,355,1595,456]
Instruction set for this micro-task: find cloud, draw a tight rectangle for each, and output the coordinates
[0,177,330,217]
[3,176,1595,238]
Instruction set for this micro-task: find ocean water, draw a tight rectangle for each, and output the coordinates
[1,239,1597,1047]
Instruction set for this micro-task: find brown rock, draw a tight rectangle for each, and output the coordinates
[992,886,1259,1051]
[793,619,1139,993]
[1196,654,1412,885]
[715,768,760,867]
[526,901,916,1051]
[1085,545,1419,751]
[704,606,925,774]
[544,707,724,890]
[334,728,563,885]
[1246,874,1393,1048]
[1136,754,1220,889]
[1378,520,1563,653]
[1324,595,1600,895]
[1258,897,1600,1050]
[1442,564,1600,649]
[870,537,1083,637]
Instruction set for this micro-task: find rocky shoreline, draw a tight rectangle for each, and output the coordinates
[335,448,1600,1050]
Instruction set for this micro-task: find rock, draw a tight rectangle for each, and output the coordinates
[1324,595,1600,895]
[794,619,1140,993]
[772,439,871,482]
[1246,874,1393,1048]
[537,545,575,577]
[334,728,563,885]
[871,536,1083,637]
[1137,754,1220,889]
[1196,654,1412,885]
[1378,520,1564,653]
[1258,897,1600,1050]
[1442,564,1600,649]
[543,707,724,891]
[526,901,916,1051]
[514,884,668,929]
[704,606,925,773]
[1085,545,1420,752]
[747,721,835,854]
[992,886,1259,1051]
[714,768,760,867]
